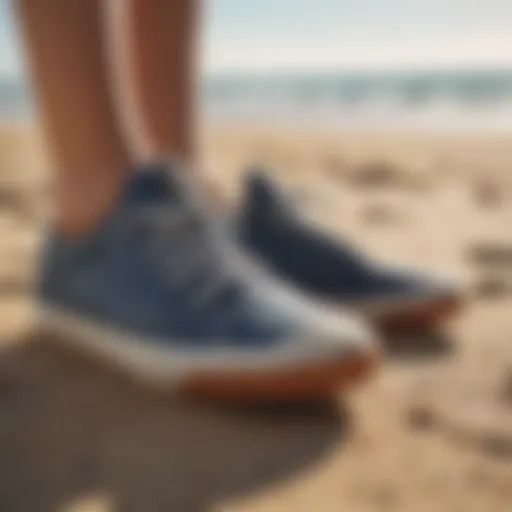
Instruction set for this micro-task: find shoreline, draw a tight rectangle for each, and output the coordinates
[2,114,512,139]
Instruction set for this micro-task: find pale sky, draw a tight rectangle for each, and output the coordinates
[0,0,511,77]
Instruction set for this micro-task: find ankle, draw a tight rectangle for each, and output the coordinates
[55,170,127,236]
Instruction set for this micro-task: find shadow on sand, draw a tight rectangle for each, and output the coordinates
[0,329,350,512]
[383,328,455,362]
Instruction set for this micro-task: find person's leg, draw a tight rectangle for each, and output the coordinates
[115,0,199,164]
[15,0,377,399]
[15,0,130,234]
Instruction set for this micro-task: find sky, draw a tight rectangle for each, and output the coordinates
[0,0,511,77]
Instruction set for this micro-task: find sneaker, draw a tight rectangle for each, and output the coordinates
[37,161,378,401]
[236,169,463,330]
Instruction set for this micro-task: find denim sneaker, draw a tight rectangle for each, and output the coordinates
[37,161,377,400]
[236,169,463,330]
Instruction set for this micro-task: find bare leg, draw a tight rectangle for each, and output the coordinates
[115,0,199,164]
[15,0,131,234]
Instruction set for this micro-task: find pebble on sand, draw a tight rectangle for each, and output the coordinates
[472,179,504,209]
[469,243,512,268]
[349,160,432,192]
[349,161,402,189]
[473,276,511,300]
[405,403,438,430]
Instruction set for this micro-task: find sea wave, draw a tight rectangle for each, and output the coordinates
[2,69,512,132]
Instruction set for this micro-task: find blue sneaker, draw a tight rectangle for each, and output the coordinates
[236,169,463,330]
[37,162,377,400]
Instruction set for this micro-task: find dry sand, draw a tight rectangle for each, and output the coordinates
[0,122,510,511]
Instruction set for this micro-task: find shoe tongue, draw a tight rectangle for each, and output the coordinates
[86,160,202,246]
[244,167,291,218]
[123,160,193,208]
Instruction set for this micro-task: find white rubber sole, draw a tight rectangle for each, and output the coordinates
[37,304,367,389]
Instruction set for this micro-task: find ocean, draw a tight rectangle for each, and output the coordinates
[3,69,512,132]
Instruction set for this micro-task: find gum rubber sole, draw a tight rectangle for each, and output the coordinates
[376,295,464,332]
[39,306,379,403]
[181,349,380,402]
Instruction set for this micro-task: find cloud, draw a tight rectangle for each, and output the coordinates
[204,30,512,73]
[204,0,512,73]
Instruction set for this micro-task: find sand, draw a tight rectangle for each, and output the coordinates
[0,122,510,511]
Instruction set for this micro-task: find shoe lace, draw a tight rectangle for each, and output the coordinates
[130,204,243,314]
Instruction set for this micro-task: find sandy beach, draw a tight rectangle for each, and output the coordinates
[0,122,510,511]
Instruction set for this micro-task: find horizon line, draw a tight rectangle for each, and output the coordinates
[1,64,512,83]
